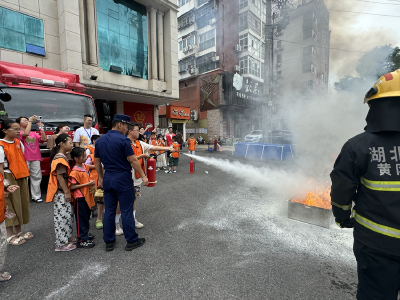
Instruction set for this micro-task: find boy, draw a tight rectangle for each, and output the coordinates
[127,124,173,229]
[166,136,180,174]
[148,132,158,154]
[186,133,197,155]
[70,147,96,248]
[85,135,104,230]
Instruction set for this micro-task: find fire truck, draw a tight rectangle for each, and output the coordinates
[0,61,109,176]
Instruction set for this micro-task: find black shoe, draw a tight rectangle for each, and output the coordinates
[77,240,95,248]
[88,233,95,240]
[125,238,146,251]
[106,241,116,252]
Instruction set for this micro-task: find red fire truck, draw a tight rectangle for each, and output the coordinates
[0,61,104,176]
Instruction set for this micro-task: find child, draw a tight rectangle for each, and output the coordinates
[166,136,180,174]
[0,119,33,246]
[187,133,197,155]
[46,134,76,252]
[156,134,167,171]
[85,135,104,230]
[69,147,96,249]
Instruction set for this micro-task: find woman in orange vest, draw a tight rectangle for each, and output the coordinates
[0,120,32,246]
[166,136,181,174]
[69,147,96,249]
[46,134,76,252]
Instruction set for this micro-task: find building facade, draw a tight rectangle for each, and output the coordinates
[171,0,267,141]
[0,0,179,128]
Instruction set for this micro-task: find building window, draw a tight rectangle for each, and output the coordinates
[239,56,261,78]
[0,7,45,55]
[178,14,194,29]
[239,33,261,58]
[277,54,282,63]
[96,0,148,79]
[240,0,248,10]
[179,0,191,6]
[313,11,318,26]
[179,57,195,72]
[311,46,316,58]
[198,0,209,6]
[196,12,215,29]
[198,29,215,52]
[312,29,317,40]
[179,35,196,51]
[196,52,216,74]
[239,11,261,36]
[277,40,282,48]
[311,63,317,75]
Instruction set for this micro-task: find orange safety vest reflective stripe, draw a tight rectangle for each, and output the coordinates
[132,140,146,179]
[0,139,30,179]
[69,164,95,209]
[172,143,180,158]
[188,139,196,151]
[0,173,5,223]
[88,154,98,188]
[46,157,70,203]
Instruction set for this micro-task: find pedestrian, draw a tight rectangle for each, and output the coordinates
[176,130,183,150]
[165,126,175,165]
[127,124,173,228]
[85,135,104,230]
[0,120,33,246]
[94,114,149,252]
[47,123,70,149]
[166,136,180,174]
[0,175,20,282]
[17,116,46,203]
[187,133,197,155]
[46,134,76,252]
[73,115,99,148]
[156,134,167,171]
[69,147,96,249]
[330,70,400,299]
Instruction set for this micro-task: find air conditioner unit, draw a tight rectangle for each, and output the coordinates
[235,45,242,52]
[209,18,216,25]
[189,68,197,75]
[234,65,240,72]
[212,56,220,62]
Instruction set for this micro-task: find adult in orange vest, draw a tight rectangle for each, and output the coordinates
[0,173,20,282]
[70,147,96,249]
[166,136,181,174]
[47,134,76,252]
[0,120,32,246]
[186,133,197,155]
[126,124,173,229]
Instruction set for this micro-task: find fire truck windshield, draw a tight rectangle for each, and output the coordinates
[2,87,96,126]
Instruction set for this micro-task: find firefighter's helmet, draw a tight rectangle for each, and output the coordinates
[364,69,400,103]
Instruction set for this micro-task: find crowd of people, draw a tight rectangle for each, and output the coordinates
[0,114,198,282]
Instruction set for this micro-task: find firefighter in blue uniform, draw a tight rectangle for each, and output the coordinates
[331,69,400,299]
[94,114,149,252]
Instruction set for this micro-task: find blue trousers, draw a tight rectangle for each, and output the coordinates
[74,197,91,243]
[103,173,137,243]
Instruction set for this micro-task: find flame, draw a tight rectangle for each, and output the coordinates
[292,185,331,209]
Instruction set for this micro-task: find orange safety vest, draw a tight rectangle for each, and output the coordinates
[46,156,71,203]
[0,139,30,179]
[87,146,95,156]
[0,173,5,223]
[149,139,157,155]
[88,154,98,188]
[157,141,165,154]
[188,138,196,151]
[132,140,146,179]
[69,164,95,209]
[172,143,180,158]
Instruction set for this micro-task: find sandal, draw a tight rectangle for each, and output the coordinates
[0,272,11,282]
[17,232,34,240]
[7,235,26,246]
[55,243,77,252]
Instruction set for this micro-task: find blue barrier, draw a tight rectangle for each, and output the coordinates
[235,143,294,161]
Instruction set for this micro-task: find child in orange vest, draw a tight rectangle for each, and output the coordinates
[166,136,180,174]
[186,133,197,155]
[70,147,96,249]
[85,135,104,230]
[46,134,76,252]
[156,134,167,171]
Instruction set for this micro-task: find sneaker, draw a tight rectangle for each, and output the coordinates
[125,238,146,251]
[156,168,160,172]
[165,170,172,174]
[55,243,76,252]
[106,241,116,252]
[77,240,95,248]
[115,223,124,236]
[135,219,144,229]
[173,170,177,173]
[32,198,43,203]
[96,220,103,229]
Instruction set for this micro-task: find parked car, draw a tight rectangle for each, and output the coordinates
[244,130,263,143]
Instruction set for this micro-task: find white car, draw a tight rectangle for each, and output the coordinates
[244,130,263,143]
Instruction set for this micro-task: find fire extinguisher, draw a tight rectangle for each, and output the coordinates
[190,158,195,174]
[147,155,157,187]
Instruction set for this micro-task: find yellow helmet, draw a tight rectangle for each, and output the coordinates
[364,69,400,103]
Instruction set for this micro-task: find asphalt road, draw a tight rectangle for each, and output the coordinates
[0,151,357,299]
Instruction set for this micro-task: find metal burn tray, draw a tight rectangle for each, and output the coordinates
[288,199,333,229]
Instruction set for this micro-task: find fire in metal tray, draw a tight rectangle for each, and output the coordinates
[291,185,331,209]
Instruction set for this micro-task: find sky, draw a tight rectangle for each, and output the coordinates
[325,0,400,85]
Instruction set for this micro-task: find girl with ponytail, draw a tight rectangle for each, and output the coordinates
[0,119,32,246]
[46,134,76,252]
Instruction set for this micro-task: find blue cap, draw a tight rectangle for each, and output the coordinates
[113,114,134,126]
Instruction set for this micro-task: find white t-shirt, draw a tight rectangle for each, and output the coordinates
[132,140,153,186]
[73,127,99,148]
[0,139,25,173]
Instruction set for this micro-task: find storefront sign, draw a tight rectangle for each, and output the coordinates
[172,120,188,124]
[166,106,191,120]
[234,77,262,102]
